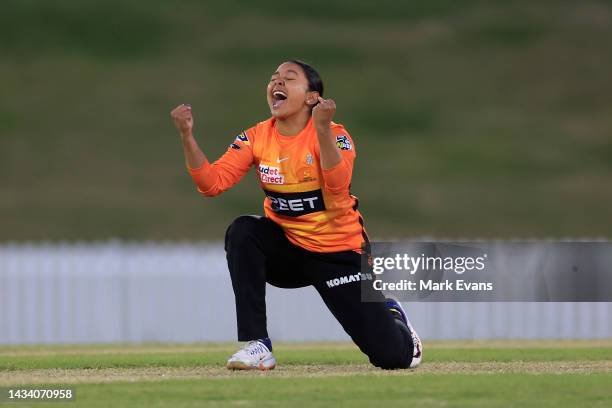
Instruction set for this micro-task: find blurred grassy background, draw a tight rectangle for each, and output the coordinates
[1,0,611,241]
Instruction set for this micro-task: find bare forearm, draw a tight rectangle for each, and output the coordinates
[170,104,206,168]
[316,124,342,170]
[181,131,207,169]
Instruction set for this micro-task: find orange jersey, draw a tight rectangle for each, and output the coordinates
[188,117,368,253]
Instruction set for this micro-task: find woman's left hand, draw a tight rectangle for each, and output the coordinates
[312,97,336,129]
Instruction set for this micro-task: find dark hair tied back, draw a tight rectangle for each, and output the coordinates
[288,59,324,97]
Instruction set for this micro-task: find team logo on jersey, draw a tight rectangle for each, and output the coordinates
[305,153,313,165]
[258,164,284,184]
[299,168,317,183]
[264,189,326,216]
[235,131,250,145]
[229,143,240,150]
[335,135,352,150]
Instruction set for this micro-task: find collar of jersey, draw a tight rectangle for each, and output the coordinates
[273,116,313,145]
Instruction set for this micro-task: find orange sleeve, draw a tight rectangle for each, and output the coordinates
[187,130,254,197]
[320,128,356,194]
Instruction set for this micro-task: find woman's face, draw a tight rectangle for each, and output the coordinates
[267,62,317,119]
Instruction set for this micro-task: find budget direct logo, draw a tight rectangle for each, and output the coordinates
[258,164,284,184]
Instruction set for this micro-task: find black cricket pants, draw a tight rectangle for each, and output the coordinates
[224,215,414,369]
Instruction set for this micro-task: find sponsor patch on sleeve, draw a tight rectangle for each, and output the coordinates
[335,134,352,151]
[235,131,250,145]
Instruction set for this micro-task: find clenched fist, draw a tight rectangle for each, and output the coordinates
[312,97,336,129]
[171,104,194,136]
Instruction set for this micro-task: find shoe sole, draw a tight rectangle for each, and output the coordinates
[409,330,423,368]
[226,360,276,371]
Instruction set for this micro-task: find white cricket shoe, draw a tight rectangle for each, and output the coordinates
[226,340,277,370]
[385,298,423,368]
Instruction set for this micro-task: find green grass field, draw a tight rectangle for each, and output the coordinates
[1,341,611,407]
[1,0,612,241]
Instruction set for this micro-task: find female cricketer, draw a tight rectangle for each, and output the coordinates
[170,60,422,370]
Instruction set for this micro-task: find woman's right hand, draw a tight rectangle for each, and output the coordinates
[171,104,194,137]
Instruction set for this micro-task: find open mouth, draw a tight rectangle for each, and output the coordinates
[272,90,287,109]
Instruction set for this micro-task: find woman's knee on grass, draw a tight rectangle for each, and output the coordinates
[369,348,411,370]
[366,321,413,370]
